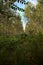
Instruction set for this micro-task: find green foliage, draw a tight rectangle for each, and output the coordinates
[0,1,43,64]
[38,0,43,4]
[0,33,43,65]
[0,14,23,35]
[25,1,43,34]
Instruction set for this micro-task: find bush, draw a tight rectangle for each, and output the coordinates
[0,33,43,65]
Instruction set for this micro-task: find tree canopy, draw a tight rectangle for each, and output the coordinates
[25,0,43,34]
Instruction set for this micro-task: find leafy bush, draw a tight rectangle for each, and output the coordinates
[0,33,43,65]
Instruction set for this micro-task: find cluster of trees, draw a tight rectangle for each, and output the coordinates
[0,14,23,35]
[0,0,16,12]
[0,0,43,35]
[25,0,43,34]
[0,0,23,35]
[0,0,43,65]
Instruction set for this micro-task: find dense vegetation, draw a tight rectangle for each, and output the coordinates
[0,14,23,35]
[0,33,43,65]
[25,0,43,34]
[0,0,43,65]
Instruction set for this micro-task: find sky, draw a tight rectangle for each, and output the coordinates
[20,0,37,31]
[13,0,37,31]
